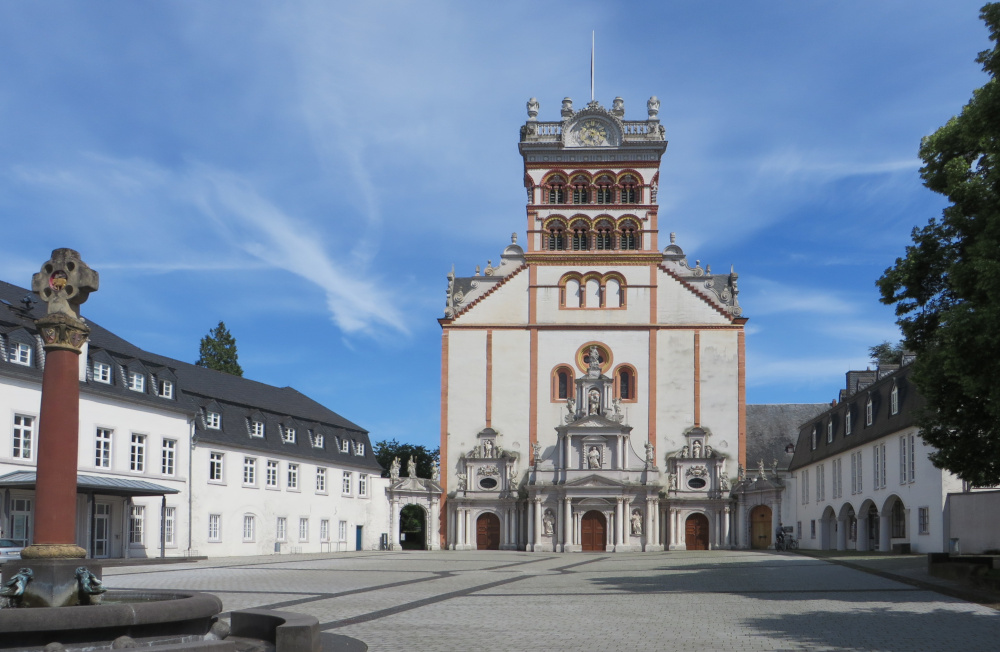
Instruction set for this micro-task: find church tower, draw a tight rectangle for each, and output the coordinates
[439,96,747,552]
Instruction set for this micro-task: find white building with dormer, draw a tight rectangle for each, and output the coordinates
[439,95,748,551]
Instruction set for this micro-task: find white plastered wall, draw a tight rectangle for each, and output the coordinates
[489,329,531,464]
[446,330,487,487]
[655,329,695,457]
[699,330,740,462]
[453,271,529,325]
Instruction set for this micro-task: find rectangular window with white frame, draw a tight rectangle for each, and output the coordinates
[320,519,330,542]
[251,421,265,438]
[359,473,368,497]
[161,439,176,476]
[340,438,350,453]
[10,342,31,366]
[316,467,327,493]
[827,420,833,444]
[287,463,299,490]
[130,434,146,472]
[342,471,352,495]
[208,514,221,541]
[355,442,365,456]
[817,464,825,502]
[880,442,886,488]
[128,371,145,393]
[243,515,255,542]
[276,517,287,541]
[129,505,145,544]
[810,520,816,539]
[13,414,34,460]
[209,452,224,482]
[801,469,809,504]
[95,428,112,468]
[918,507,930,534]
[93,361,112,383]
[206,411,221,429]
[873,445,881,489]
[900,436,908,484]
[890,384,899,415]
[243,457,257,486]
[338,520,347,542]
[266,460,278,488]
[311,431,324,449]
[908,434,916,482]
[163,506,176,545]
[845,408,852,435]
[298,517,308,542]
[158,379,174,399]
[282,426,296,444]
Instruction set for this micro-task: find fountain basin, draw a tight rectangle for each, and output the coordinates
[0,589,222,650]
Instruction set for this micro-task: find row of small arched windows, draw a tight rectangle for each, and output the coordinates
[545,219,641,251]
[542,174,641,205]
[560,274,626,309]
[552,365,636,402]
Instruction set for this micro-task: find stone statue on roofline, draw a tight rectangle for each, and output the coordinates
[407,456,417,478]
[390,457,401,481]
[431,459,440,482]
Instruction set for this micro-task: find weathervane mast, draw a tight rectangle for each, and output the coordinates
[590,31,595,101]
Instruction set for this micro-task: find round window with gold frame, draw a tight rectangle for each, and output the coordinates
[575,342,613,374]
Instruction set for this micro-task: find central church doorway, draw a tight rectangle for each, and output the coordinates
[399,504,426,550]
[581,510,606,551]
[685,513,710,550]
[749,505,772,549]
[476,513,501,550]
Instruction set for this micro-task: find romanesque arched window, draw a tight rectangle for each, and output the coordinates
[547,221,566,251]
[614,365,637,401]
[594,220,613,250]
[605,276,623,307]
[620,175,638,204]
[571,175,590,204]
[552,365,575,401]
[571,220,589,251]
[561,274,582,308]
[547,176,566,204]
[620,220,639,250]
[595,175,614,204]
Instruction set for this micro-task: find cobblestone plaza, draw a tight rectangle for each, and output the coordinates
[103,551,999,651]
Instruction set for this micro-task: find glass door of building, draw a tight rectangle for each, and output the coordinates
[93,503,111,558]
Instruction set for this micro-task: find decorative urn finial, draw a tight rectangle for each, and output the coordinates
[526,97,539,121]
[647,96,660,119]
[561,97,574,119]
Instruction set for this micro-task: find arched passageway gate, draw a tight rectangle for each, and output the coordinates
[400,504,426,550]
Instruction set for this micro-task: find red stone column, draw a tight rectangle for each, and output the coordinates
[32,347,83,550]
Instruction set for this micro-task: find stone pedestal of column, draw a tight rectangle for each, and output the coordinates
[2,559,104,608]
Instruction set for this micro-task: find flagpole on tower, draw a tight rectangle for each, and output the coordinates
[590,30,596,102]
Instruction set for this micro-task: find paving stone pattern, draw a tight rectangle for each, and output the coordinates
[103,551,1000,651]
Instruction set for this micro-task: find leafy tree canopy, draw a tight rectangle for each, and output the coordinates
[877,3,1000,485]
[869,340,904,366]
[195,321,244,377]
[373,439,440,478]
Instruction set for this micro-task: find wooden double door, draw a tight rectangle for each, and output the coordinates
[685,513,710,550]
[750,505,772,549]
[581,510,607,551]
[476,513,501,550]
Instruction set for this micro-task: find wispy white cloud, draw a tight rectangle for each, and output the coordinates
[747,353,870,388]
[755,149,920,182]
[741,276,859,316]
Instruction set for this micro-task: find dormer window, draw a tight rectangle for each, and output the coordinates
[827,420,833,443]
[811,425,818,450]
[890,384,899,415]
[10,342,31,366]
[355,442,365,456]
[845,407,852,435]
[250,421,265,438]
[128,371,145,393]
[571,176,589,204]
[311,431,325,449]
[340,438,350,453]
[619,175,638,203]
[93,361,112,383]
[206,411,221,429]
[157,379,174,399]
[866,396,873,426]
[282,426,296,444]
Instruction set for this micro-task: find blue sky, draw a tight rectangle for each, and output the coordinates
[0,1,989,449]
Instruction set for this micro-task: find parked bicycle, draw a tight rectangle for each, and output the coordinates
[775,536,798,551]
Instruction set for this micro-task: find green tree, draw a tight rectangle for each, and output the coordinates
[869,340,904,366]
[195,321,244,376]
[373,439,439,479]
[877,3,1000,485]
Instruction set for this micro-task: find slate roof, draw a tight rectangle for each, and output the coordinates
[746,403,829,472]
[0,280,382,472]
[0,471,179,496]
[788,363,922,471]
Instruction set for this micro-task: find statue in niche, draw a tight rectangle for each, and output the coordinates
[588,389,601,415]
[457,473,467,491]
[565,397,576,423]
[704,445,713,458]
[587,446,602,470]
[532,442,542,466]
[719,471,731,492]
[630,509,643,536]
[644,441,655,465]
[542,510,555,537]
[737,463,745,481]
[692,440,702,458]
[432,459,440,482]
[611,397,623,422]
[390,457,401,481]
[407,456,417,478]
[507,465,517,491]
[680,445,689,459]
[667,473,677,490]
[758,459,767,479]
[483,439,494,458]
[587,345,602,375]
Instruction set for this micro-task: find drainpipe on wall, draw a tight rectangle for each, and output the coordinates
[188,418,196,555]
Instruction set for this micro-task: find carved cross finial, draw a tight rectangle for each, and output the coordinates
[31,249,99,320]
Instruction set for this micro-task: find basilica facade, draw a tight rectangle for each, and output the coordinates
[439,95,747,551]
